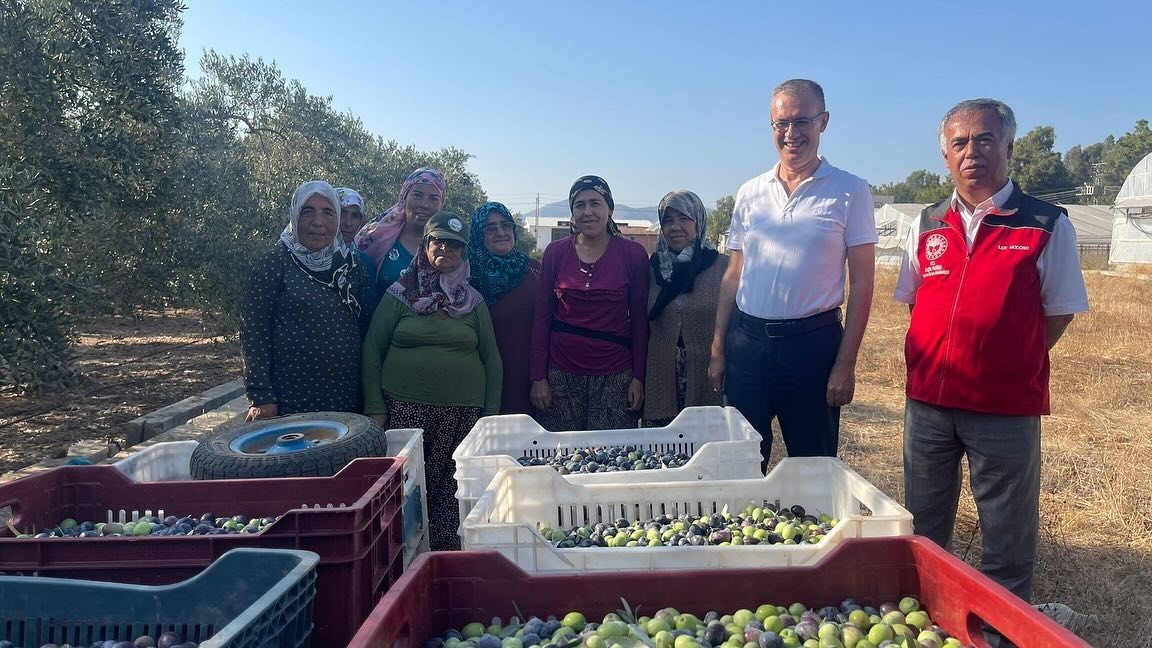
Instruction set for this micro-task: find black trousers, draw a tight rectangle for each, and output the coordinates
[724,308,843,471]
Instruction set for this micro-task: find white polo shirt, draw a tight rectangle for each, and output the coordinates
[728,158,877,319]
[893,181,1089,316]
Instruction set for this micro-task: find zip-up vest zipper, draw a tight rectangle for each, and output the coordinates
[936,215,971,403]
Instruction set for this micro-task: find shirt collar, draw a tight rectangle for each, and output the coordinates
[950,180,1015,216]
[768,157,830,184]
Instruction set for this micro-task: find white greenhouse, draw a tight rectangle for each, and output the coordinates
[1110,152,1152,265]
[1057,204,1113,258]
[874,203,926,266]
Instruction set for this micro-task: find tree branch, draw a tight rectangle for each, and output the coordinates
[217,113,288,141]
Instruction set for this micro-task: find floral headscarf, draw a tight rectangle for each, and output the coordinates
[648,190,718,320]
[467,202,532,306]
[335,187,365,213]
[278,180,360,315]
[353,168,446,269]
[387,241,483,318]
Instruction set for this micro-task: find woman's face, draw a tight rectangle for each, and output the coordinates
[482,211,516,256]
[297,194,339,251]
[570,188,612,238]
[426,237,464,273]
[404,183,443,229]
[660,208,698,253]
[339,204,364,244]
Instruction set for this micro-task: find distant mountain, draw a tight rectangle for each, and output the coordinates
[514,200,658,224]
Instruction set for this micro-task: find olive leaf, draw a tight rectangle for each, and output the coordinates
[615,597,642,625]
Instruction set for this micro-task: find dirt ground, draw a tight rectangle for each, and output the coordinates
[0,312,240,475]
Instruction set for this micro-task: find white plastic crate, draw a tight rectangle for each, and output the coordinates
[453,406,764,524]
[111,429,431,565]
[460,456,912,573]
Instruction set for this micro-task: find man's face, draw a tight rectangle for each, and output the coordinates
[941,109,1013,202]
[770,90,828,169]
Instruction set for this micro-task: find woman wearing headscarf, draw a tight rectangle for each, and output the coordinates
[353,167,446,294]
[241,181,366,422]
[468,202,540,415]
[362,211,501,550]
[335,186,379,331]
[642,190,728,426]
[530,176,649,431]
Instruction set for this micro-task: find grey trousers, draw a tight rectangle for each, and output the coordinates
[903,398,1041,603]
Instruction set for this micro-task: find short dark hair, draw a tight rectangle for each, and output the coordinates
[772,79,826,112]
[938,98,1017,151]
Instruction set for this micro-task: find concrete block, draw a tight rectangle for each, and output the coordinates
[123,378,245,446]
[105,395,249,463]
[66,440,115,464]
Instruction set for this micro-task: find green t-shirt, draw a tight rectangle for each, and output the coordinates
[362,295,502,416]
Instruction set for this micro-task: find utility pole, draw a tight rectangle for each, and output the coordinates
[534,193,540,245]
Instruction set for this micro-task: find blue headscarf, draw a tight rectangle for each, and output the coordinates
[467,202,531,306]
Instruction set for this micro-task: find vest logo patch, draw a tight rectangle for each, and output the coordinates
[925,233,948,261]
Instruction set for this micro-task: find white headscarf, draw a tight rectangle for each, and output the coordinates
[279,181,346,272]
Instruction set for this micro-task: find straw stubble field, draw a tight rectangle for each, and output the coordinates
[758,267,1152,647]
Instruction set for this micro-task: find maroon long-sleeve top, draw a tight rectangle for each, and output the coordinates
[530,235,650,382]
[488,259,541,415]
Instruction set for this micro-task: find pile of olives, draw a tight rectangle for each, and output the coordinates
[423,596,972,648]
[11,514,278,538]
[517,446,691,475]
[0,631,198,648]
[539,503,837,549]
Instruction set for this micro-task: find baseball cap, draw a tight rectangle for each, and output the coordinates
[424,211,469,245]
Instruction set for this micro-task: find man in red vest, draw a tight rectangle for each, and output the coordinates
[895,99,1088,611]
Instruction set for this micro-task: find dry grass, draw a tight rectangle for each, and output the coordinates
[767,267,1152,647]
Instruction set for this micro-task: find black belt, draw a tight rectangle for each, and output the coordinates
[737,308,842,338]
[551,320,631,347]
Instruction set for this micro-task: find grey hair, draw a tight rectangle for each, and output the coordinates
[938,98,1016,151]
[772,79,826,112]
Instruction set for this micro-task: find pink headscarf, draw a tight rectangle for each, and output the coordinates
[387,248,483,318]
[353,167,446,270]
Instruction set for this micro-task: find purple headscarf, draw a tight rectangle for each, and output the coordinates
[353,168,446,270]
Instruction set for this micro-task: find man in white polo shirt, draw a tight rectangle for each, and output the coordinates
[708,79,876,467]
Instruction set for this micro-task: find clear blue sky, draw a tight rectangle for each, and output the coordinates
[179,0,1150,213]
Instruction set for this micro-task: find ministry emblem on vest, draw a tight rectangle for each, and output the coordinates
[925,233,948,261]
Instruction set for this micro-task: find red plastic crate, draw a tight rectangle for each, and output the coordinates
[348,537,1090,648]
[0,457,405,648]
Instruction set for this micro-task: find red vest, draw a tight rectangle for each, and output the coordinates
[904,187,1064,416]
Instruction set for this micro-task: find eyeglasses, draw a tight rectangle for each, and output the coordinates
[483,222,515,235]
[429,238,464,250]
[771,112,827,132]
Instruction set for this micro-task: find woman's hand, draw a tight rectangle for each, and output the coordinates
[626,378,644,412]
[530,379,552,412]
[367,413,388,428]
[707,348,726,393]
[245,403,278,422]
